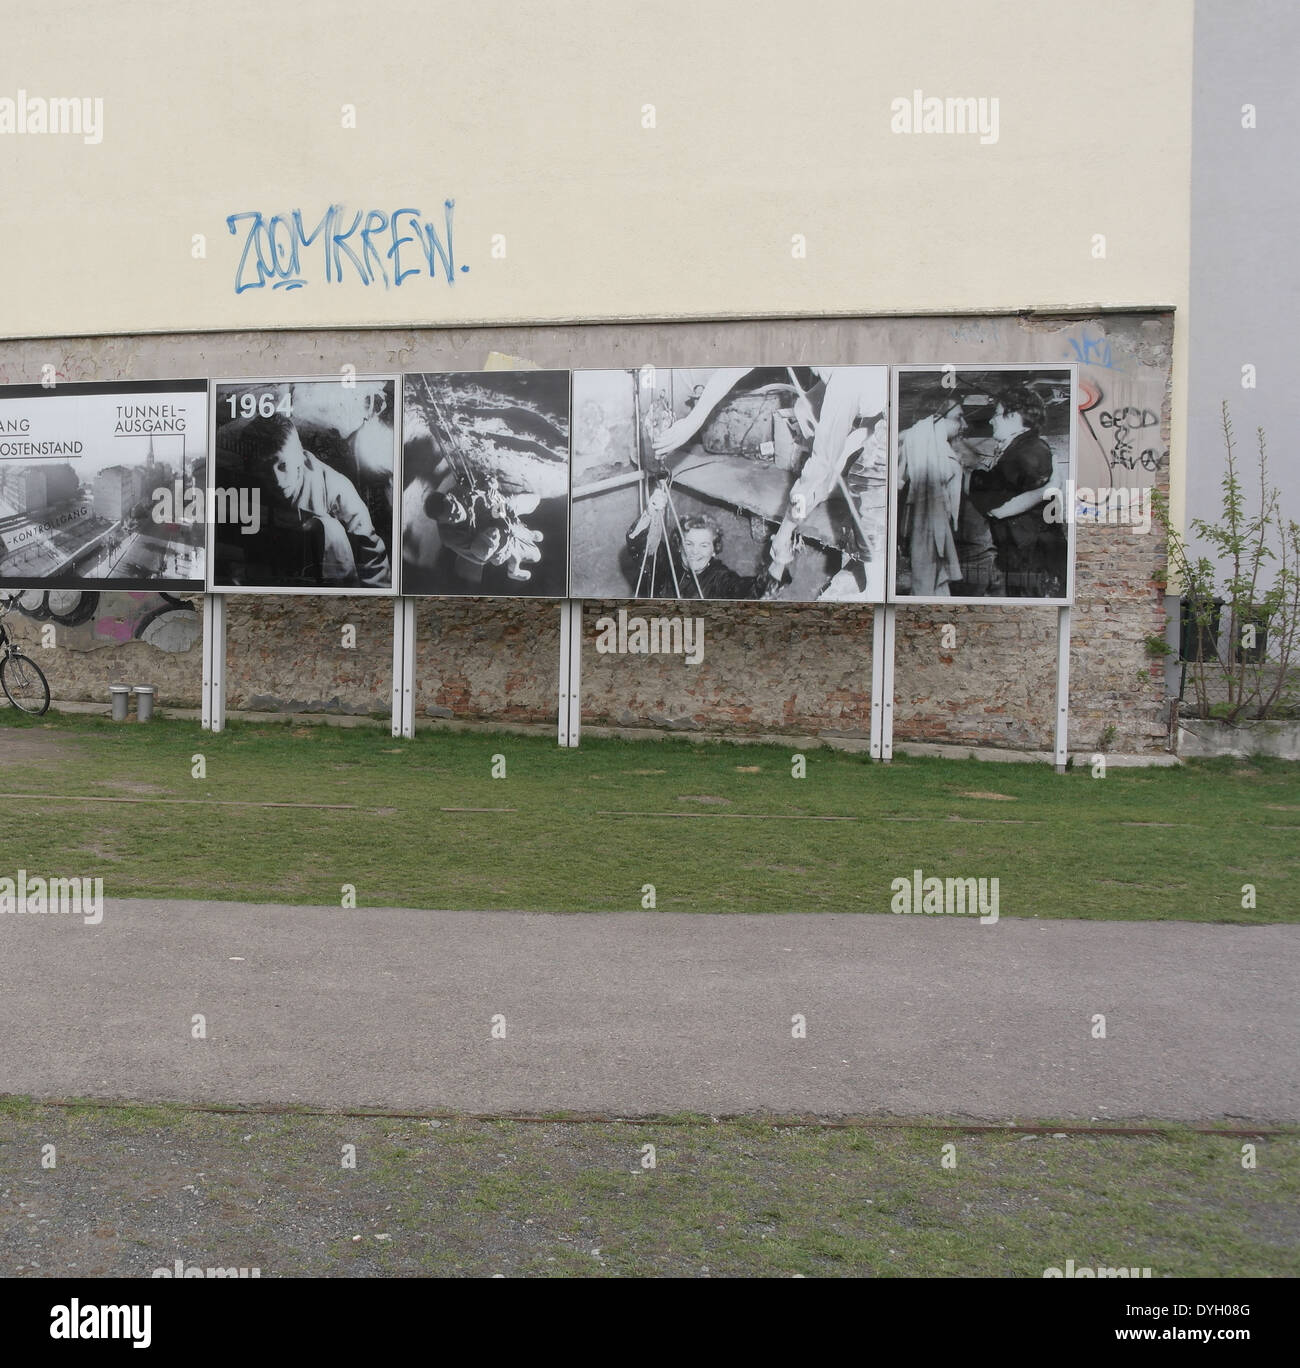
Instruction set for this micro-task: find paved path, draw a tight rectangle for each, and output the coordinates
[2,900,1296,1121]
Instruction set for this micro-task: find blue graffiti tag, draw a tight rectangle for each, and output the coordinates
[1065,335,1121,370]
[227,202,468,293]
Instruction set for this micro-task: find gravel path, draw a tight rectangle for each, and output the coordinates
[1,899,1296,1121]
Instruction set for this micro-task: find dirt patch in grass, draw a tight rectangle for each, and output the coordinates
[0,727,85,767]
[77,835,125,862]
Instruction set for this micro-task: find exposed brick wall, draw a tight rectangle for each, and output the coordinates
[11,500,1169,752]
[0,311,1173,752]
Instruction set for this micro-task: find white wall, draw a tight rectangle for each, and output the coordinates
[0,0,1193,503]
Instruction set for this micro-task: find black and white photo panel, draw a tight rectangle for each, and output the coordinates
[210,377,398,594]
[0,380,208,592]
[889,365,1076,605]
[400,371,571,598]
[570,366,889,603]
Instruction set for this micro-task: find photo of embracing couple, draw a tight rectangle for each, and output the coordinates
[894,367,1073,602]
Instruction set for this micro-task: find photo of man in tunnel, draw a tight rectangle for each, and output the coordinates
[212,377,397,593]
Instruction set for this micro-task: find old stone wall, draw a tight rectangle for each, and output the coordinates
[0,312,1172,752]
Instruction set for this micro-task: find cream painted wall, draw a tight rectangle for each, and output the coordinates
[1,0,1192,506]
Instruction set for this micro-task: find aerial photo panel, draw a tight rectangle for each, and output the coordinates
[0,379,208,594]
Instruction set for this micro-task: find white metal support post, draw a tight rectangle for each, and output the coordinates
[391,598,415,739]
[870,605,885,760]
[880,603,897,762]
[201,593,226,733]
[1054,605,1071,773]
[557,600,583,747]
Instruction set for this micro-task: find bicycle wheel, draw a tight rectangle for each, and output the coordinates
[1,651,51,716]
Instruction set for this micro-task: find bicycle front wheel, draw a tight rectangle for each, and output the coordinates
[1,651,51,716]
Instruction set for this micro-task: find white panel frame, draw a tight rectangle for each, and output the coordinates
[1055,604,1071,773]
[391,596,416,739]
[557,599,583,747]
[869,604,885,760]
[200,592,226,733]
[880,602,897,762]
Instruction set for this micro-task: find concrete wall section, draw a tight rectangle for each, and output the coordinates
[1188,0,1300,571]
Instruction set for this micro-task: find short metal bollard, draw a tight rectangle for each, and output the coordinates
[109,685,132,722]
[134,685,155,722]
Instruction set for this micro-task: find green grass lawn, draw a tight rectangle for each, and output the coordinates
[1,1097,1294,1278]
[1,710,1298,920]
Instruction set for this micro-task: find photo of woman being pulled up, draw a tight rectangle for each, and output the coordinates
[400,371,571,598]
